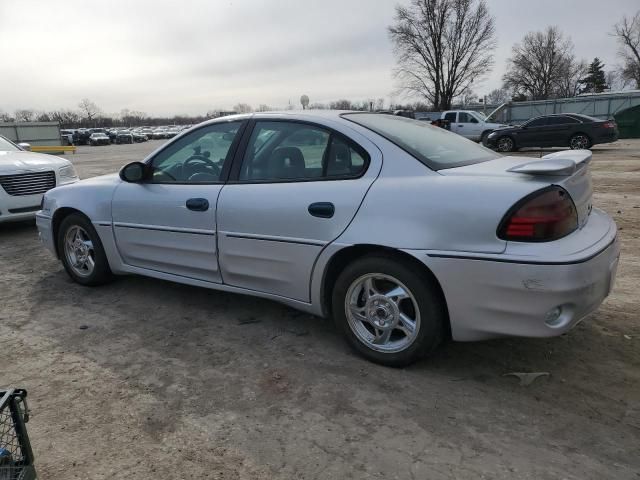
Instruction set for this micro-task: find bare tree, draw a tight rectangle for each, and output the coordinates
[257,104,273,112]
[613,11,640,89]
[309,102,328,110]
[0,110,13,122]
[503,26,579,100]
[14,109,36,122]
[233,103,253,114]
[78,98,101,123]
[556,57,588,98]
[485,88,510,105]
[300,95,310,110]
[389,0,496,110]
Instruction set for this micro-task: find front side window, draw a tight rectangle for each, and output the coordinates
[343,113,498,170]
[149,121,241,184]
[444,112,457,122]
[525,117,548,128]
[239,121,368,181]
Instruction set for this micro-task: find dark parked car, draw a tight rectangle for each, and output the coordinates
[485,114,619,152]
[116,131,134,144]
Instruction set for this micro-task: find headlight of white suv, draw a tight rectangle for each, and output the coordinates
[58,164,79,179]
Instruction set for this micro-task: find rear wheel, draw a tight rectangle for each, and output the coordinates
[58,213,112,286]
[496,136,515,152]
[569,133,591,150]
[332,255,445,367]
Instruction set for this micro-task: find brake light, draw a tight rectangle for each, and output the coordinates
[498,187,578,242]
[602,121,615,129]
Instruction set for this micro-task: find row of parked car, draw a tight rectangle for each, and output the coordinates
[60,125,193,146]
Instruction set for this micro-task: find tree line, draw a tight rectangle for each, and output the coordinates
[389,0,640,110]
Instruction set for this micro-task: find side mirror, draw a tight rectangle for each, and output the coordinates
[119,162,147,183]
[18,142,31,151]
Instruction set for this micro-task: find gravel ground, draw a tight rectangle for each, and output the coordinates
[1,139,638,479]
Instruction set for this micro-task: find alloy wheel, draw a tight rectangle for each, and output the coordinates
[345,273,421,353]
[497,137,513,152]
[64,225,96,277]
[570,135,589,149]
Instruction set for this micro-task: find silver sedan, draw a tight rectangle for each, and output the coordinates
[36,111,620,366]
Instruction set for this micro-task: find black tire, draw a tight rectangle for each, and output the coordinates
[57,213,113,286]
[496,136,515,152]
[569,133,591,150]
[332,254,446,367]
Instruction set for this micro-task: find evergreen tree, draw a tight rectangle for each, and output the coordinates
[579,58,608,93]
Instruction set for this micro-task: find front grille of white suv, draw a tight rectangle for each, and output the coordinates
[0,171,56,196]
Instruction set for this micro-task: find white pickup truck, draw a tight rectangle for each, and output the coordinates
[418,110,507,143]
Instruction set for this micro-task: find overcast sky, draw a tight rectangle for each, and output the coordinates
[0,0,637,116]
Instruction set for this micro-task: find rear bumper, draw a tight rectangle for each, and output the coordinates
[411,211,620,341]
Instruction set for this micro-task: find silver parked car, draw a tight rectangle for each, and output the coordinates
[0,135,79,223]
[36,112,620,366]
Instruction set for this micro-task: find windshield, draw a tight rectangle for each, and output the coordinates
[470,111,486,122]
[0,136,20,152]
[343,113,499,170]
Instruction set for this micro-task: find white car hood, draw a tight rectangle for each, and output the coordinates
[0,150,70,175]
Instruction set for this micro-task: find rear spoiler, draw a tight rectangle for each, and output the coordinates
[507,150,592,176]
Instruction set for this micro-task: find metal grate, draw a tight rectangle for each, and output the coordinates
[0,390,35,480]
[0,171,56,197]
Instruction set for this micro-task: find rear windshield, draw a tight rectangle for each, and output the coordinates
[342,113,499,170]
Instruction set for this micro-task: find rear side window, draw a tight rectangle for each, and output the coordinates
[547,116,579,125]
[343,113,499,170]
[239,121,369,182]
[444,112,457,122]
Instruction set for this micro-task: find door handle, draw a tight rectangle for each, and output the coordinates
[186,198,209,212]
[308,202,335,218]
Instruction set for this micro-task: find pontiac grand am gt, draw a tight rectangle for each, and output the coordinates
[36,112,619,366]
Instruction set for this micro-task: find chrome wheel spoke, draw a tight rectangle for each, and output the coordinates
[63,225,96,277]
[384,285,409,304]
[85,255,95,271]
[373,328,392,345]
[362,277,380,299]
[398,313,417,336]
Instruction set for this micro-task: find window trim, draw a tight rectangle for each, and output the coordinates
[142,119,248,185]
[522,117,549,128]
[227,118,371,184]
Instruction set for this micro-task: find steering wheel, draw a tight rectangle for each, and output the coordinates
[183,155,221,178]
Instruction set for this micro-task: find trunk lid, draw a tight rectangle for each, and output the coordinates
[440,150,593,229]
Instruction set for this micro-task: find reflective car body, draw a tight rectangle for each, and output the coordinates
[0,135,79,222]
[486,113,619,151]
[36,111,619,343]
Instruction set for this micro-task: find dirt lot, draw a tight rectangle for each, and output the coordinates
[1,139,639,479]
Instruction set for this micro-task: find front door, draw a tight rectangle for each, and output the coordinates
[217,119,381,302]
[111,120,244,282]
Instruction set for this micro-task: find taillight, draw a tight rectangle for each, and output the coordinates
[498,187,578,242]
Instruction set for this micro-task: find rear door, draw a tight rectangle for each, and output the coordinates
[217,119,381,302]
[545,115,580,146]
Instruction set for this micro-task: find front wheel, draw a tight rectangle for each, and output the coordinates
[496,136,515,152]
[569,133,591,150]
[58,213,113,286]
[332,255,446,367]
